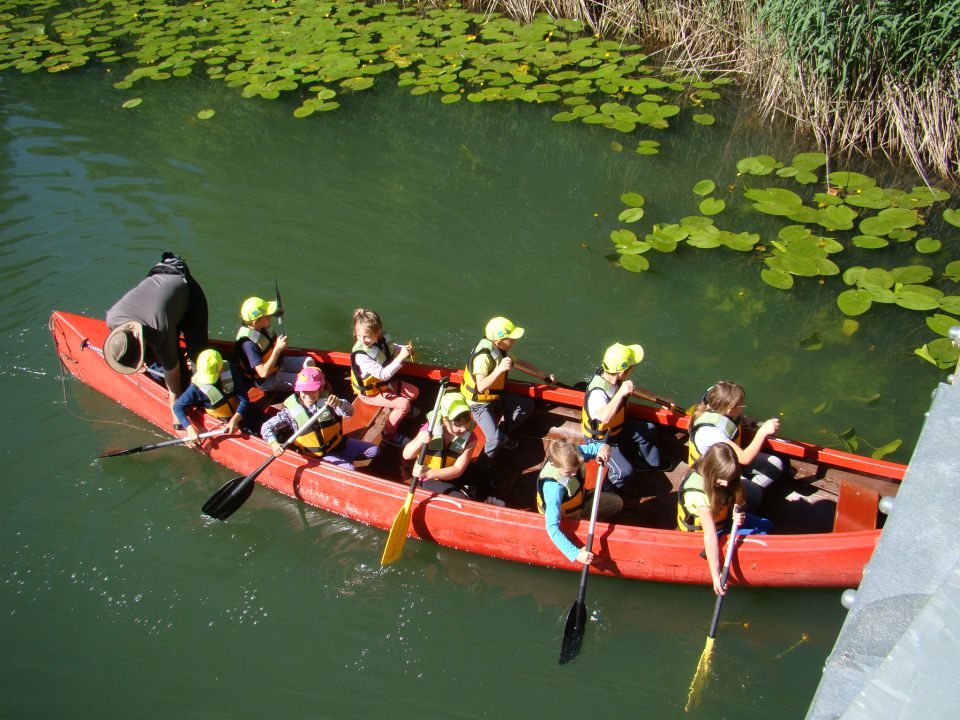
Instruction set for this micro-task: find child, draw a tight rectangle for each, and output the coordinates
[260,366,378,470]
[349,308,420,447]
[677,443,773,595]
[687,380,785,508]
[173,349,264,445]
[460,316,556,460]
[235,296,313,392]
[580,342,662,488]
[537,440,623,565]
[402,391,501,504]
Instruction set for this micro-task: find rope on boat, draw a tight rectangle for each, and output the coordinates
[49,313,165,442]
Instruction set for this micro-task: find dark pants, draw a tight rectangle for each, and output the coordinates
[603,419,661,489]
[420,463,499,501]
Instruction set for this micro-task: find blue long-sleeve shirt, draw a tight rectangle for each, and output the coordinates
[173,363,250,428]
[542,441,606,562]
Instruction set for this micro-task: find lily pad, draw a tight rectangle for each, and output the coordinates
[619,253,650,273]
[610,229,638,246]
[621,192,645,208]
[692,179,715,197]
[197,108,215,120]
[891,265,933,285]
[939,296,960,314]
[926,313,960,337]
[871,438,902,460]
[121,97,142,109]
[837,289,872,316]
[618,207,645,223]
[858,207,920,237]
[699,198,725,216]
[736,154,781,175]
[915,237,941,254]
[945,209,960,227]
[692,113,715,125]
[895,285,943,311]
[915,338,960,369]
[761,268,794,289]
[945,260,960,282]
[852,235,888,249]
[829,171,876,192]
[842,319,860,336]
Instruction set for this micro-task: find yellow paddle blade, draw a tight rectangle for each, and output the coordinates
[684,636,715,712]
[380,492,415,566]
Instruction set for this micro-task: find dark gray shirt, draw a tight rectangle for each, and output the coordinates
[106,274,190,371]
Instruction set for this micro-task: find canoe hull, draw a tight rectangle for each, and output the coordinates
[51,310,896,588]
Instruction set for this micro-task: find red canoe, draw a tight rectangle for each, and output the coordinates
[50,310,905,588]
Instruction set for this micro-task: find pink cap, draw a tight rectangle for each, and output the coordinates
[294,367,325,392]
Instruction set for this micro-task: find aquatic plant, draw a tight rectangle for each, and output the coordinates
[607,151,960,377]
[0,0,721,136]
[615,0,960,183]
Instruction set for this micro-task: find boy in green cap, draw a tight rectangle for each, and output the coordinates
[580,342,662,488]
[459,316,557,460]
[235,296,313,392]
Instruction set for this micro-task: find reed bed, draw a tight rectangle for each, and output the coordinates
[437,0,960,183]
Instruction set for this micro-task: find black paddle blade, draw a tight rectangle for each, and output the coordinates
[559,599,587,665]
[202,475,255,521]
[97,447,140,458]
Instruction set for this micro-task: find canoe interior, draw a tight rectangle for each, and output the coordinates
[206,339,900,537]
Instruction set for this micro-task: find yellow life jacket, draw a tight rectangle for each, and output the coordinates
[235,325,278,378]
[581,372,625,440]
[687,411,740,464]
[283,394,343,457]
[349,337,396,397]
[196,366,239,420]
[460,338,507,404]
[421,411,475,469]
[677,467,731,531]
[536,461,586,517]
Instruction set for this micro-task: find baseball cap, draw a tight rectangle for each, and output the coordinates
[241,297,278,323]
[193,349,223,385]
[602,343,644,373]
[485,316,524,342]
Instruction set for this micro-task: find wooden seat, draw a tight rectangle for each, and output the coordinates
[342,397,389,467]
[833,479,880,532]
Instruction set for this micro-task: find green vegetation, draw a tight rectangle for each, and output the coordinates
[608,151,960,375]
[0,0,721,133]
[622,0,959,183]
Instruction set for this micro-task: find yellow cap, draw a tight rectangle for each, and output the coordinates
[485,316,524,342]
[193,349,223,385]
[440,392,471,421]
[602,343,644,373]
[241,297,278,323]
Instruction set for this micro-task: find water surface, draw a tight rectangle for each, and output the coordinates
[0,67,939,718]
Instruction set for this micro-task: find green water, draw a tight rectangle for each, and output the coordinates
[0,65,941,718]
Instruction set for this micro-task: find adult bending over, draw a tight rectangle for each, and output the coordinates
[104,252,208,422]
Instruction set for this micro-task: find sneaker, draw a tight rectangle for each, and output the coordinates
[484,496,506,506]
[382,433,411,447]
[302,357,317,368]
[501,437,519,451]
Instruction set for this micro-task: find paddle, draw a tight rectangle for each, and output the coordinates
[380,377,449,566]
[201,404,328,521]
[684,508,744,711]
[523,365,678,411]
[559,458,609,665]
[98,428,228,458]
[274,278,285,337]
